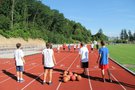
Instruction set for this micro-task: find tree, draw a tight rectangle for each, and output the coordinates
[128,30,133,41]
[11,0,15,30]
[123,29,128,40]
[120,29,124,40]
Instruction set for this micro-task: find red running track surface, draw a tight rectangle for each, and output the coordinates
[0,46,135,90]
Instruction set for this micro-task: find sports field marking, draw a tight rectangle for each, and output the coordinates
[111,74,127,90]
[21,73,44,90]
[56,54,79,90]
[93,53,127,90]
[0,64,41,84]
[20,53,73,89]
[87,69,93,90]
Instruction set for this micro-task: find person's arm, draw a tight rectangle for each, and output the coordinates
[96,54,101,64]
[52,53,57,65]
[42,54,44,65]
[21,57,25,64]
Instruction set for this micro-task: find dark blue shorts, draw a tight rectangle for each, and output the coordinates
[16,66,24,72]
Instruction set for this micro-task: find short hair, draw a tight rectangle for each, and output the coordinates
[16,43,21,49]
[100,41,105,46]
[80,42,84,47]
[46,43,50,49]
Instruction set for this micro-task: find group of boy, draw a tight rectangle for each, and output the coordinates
[14,40,112,85]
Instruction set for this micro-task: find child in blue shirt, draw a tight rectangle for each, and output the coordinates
[97,41,112,82]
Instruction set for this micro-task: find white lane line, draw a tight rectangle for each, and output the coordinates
[111,74,127,90]
[0,64,41,84]
[94,52,127,90]
[87,69,93,90]
[21,73,43,90]
[56,54,79,90]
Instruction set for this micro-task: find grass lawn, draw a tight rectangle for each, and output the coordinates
[107,44,135,73]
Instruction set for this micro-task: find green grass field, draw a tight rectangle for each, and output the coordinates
[107,44,135,73]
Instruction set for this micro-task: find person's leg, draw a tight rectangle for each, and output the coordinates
[16,71,20,81]
[20,72,24,81]
[49,69,53,83]
[101,69,105,82]
[84,68,87,75]
[107,69,112,82]
[43,69,48,83]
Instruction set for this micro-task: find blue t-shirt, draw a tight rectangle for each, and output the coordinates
[99,47,109,65]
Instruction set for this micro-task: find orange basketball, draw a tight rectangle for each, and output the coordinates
[71,75,76,81]
[63,77,69,83]
[74,73,78,77]
[77,75,82,81]
[64,70,68,74]
[63,73,67,77]
[68,71,73,76]
[66,75,71,80]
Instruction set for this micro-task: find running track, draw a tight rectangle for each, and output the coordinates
[0,46,135,90]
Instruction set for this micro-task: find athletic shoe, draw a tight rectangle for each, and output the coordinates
[109,79,112,83]
[19,79,24,83]
[48,82,52,85]
[42,81,46,85]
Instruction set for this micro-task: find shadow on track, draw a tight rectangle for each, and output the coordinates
[23,71,43,84]
[2,70,16,81]
[81,74,135,89]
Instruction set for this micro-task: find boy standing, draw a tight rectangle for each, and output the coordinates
[42,43,56,85]
[14,43,25,82]
[97,41,112,82]
[79,43,89,75]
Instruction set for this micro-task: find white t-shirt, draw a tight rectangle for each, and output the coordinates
[79,46,89,62]
[14,49,24,66]
[91,43,94,48]
[42,49,54,67]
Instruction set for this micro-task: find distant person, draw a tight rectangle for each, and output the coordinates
[96,42,99,50]
[68,44,71,52]
[57,44,60,53]
[91,42,94,53]
[77,43,80,51]
[42,43,56,85]
[14,43,25,83]
[79,42,89,75]
[63,43,66,51]
[96,41,112,82]
[74,44,76,51]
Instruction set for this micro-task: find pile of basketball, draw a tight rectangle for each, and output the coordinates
[62,70,82,83]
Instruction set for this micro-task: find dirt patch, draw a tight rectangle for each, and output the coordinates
[0,35,45,48]
[123,64,135,68]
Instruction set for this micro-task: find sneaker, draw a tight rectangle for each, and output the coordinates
[17,80,20,82]
[109,79,112,82]
[103,79,106,82]
[19,79,24,83]
[42,81,46,85]
[48,82,52,85]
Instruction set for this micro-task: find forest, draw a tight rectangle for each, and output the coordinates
[0,0,108,43]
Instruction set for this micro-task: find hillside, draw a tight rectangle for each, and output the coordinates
[0,0,92,43]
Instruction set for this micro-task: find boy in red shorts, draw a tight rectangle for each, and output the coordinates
[97,41,112,82]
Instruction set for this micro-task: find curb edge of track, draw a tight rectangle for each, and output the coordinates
[109,58,135,76]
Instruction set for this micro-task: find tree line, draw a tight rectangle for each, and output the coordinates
[0,0,108,43]
[114,29,135,43]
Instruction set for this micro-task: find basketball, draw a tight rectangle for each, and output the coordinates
[77,75,82,81]
[63,77,69,83]
[71,75,76,81]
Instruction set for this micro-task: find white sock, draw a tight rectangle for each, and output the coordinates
[17,77,20,81]
[20,78,23,80]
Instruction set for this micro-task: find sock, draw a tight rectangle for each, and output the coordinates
[17,77,20,81]
[20,78,23,80]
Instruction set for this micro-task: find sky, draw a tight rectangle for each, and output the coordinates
[42,0,135,37]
